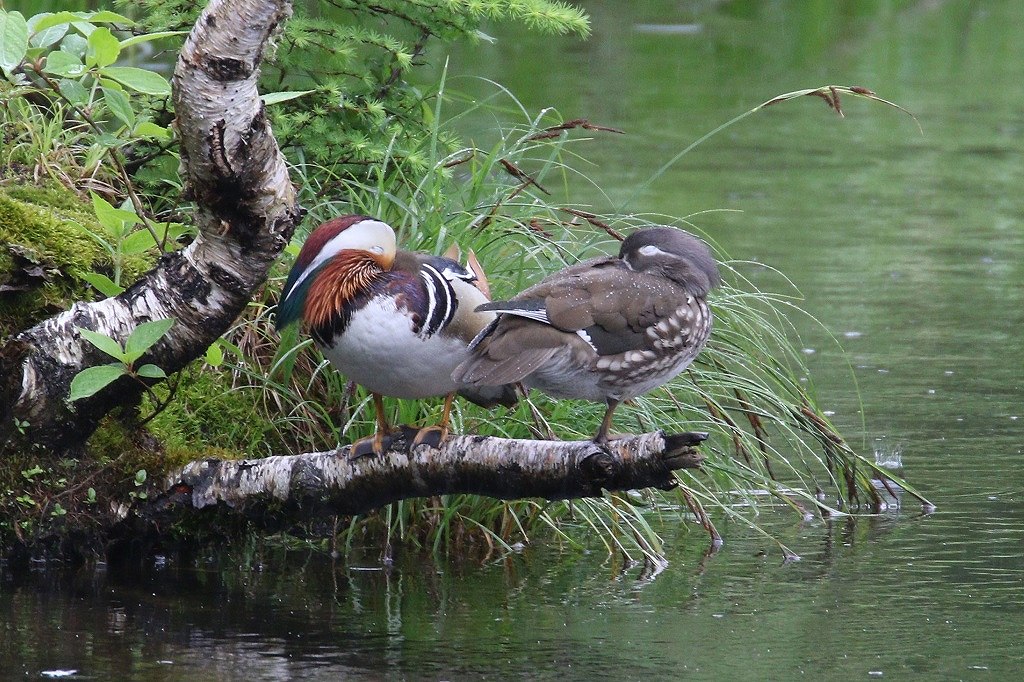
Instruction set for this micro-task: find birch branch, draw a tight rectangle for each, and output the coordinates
[141,431,706,522]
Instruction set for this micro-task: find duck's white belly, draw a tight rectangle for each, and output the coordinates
[321,298,466,399]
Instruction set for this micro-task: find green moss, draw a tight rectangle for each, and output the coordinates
[146,366,286,458]
[3,181,96,216]
[0,185,100,269]
[0,186,97,336]
[0,180,155,338]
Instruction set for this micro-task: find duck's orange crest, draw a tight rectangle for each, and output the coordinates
[304,251,385,330]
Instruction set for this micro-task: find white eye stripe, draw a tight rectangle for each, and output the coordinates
[638,244,670,258]
[285,219,394,299]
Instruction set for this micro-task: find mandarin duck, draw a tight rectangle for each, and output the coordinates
[276,215,516,456]
[453,226,720,443]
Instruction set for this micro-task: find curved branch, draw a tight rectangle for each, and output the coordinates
[0,0,299,454]
[139,431,706,523]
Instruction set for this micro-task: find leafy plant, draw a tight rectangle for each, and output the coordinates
[122,0,589,192]
[69,318,174,401]
[128,468,148,501]
[1,7,182,233]
[77,191,191,296]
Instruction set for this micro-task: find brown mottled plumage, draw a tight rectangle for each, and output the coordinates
[453,226,720,442]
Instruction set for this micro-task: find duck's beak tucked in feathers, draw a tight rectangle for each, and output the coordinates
[453,225,720,443]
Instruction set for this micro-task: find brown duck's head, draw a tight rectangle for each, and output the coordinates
[619,226,721,296]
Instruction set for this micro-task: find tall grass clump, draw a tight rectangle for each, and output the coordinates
[229,80,931,561]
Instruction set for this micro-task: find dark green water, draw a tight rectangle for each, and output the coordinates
[4,1,1024,679]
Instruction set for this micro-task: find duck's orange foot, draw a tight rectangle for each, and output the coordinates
[410,425,448,450]
[349,430,397,459]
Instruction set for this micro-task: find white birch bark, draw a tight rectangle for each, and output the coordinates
[144,431,706,519]
[0,0,299,453]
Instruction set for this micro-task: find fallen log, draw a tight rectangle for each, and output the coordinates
[140,431,706,522]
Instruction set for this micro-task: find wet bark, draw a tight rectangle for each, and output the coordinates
[0,0,300,454]
[137,431,706,524]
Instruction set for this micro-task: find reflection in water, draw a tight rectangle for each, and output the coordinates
[4,0,1024,679]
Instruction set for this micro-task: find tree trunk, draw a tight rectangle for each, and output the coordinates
[0,0,300,454]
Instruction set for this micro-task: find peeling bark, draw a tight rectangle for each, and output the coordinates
[139,431,706,524]
[0,0,300,454]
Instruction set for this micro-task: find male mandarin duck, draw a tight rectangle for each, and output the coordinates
[276,215,516,456]
[453,226,720,443]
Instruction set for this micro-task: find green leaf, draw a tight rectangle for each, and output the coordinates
[70,21,96,38]
[119,31,187,49]
[79,272,124,297]
[123,318,174,363]
[77,327,126,362]
[68,364,127,401]
[90,191,137,238]
[135,364,166,379]
[134,469,147,485]
[217,337,243,359]
[132,121,171,140]
[122,221,191,254]
[41,49,83,78]
[101,66,170,96]
[120,228,158,255]
[86,26,120,68]
[204,342,224,368]
[102,86,134,127]
[0,10,29,73]
[26,10,128,36]
[60,32,87,58]
[261,89,315,106]
[94,132,122,149]
[83,11,134,26]
[28,13,68,49]
[58,78,89,106]
[22,465,44,480]
[28,12,78,36]
[165,222,196,242]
